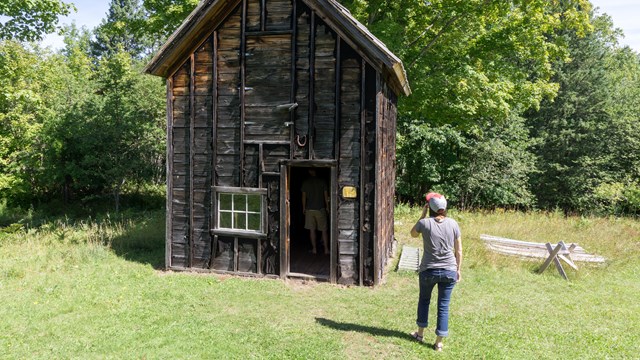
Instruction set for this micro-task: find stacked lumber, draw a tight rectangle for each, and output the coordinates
[480,234,605,263]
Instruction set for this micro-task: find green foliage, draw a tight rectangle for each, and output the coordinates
[0,41,58,203]
[342,0,597,213]
[396,116,535,209]
[343,0,592,125]
[0,0,75,41]
[0,32,165,209]
[526,12,640,214]
[142,0,199,41]
[91,0,152,59]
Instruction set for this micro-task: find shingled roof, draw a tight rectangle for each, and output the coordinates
[144,0,410,96]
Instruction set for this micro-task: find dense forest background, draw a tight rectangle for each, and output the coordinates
[1,0,639,216]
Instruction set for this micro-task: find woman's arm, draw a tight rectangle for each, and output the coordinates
[454,236,463,282]
[410,204,429,238]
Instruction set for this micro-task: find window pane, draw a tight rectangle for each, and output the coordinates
[247,195,261,212]
[219,212,232,228]
[234,194,247,211]
[234,212,246,230]
[219,194,232,210]
[247,213,261,231]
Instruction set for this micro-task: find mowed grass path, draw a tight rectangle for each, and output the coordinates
[1,208,639,359]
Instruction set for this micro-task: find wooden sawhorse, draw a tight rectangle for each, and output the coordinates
[537,241,578,280]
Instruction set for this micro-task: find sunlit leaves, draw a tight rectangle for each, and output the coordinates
[0,0,75,42]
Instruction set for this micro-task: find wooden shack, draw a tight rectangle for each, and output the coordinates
[144,0,410,285]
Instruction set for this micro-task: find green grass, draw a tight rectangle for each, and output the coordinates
[1,207,639,359]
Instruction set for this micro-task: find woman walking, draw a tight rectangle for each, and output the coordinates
[410,192,462,351]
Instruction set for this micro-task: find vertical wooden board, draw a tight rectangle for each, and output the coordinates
[192,231,212,267]
[171,244,189,268]
[294,10,310,159]
[173,195,189,219]
[246,0,261,31]
[194,96,213,128]
[262,144,289,172]
[259,239,277,275]
[194,39,213,96]
[212,236,234,271]
[338,256,357,285]
[192,127,211,154]
[216,6,241,189]
[172,63,190,95]
[173,151,189,175]
[244,145,259,188]
[192,189,211,210]
[172,95,190,127]
[264,174,280,274]
[266,0,292,30]
[238,238,257,273]
[312,21,336,159]
[172,127,191,155]
[244,34,292,143]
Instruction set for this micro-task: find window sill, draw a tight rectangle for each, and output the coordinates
[211,229,267,239]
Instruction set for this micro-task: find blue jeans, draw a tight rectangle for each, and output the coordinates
[416,268,457,336]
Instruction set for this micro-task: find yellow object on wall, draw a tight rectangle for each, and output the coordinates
[342,186,357,199]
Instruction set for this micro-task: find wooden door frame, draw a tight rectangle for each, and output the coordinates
[279,160,337,283]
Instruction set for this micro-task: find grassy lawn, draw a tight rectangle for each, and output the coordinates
[1,207,639,359]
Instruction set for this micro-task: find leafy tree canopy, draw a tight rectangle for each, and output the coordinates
[142,0,199,41]
[342,0,593,126]
[0,0,75,42]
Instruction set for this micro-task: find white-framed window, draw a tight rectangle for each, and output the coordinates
[215,187,266,235]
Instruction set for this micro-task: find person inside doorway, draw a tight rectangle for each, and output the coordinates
[301,168,329,255]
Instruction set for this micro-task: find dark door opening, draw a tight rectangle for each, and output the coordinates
[289,166,331,278]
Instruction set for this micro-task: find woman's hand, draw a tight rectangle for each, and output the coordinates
[420,204,429,219]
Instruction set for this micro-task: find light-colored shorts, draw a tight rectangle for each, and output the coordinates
[305,209,327,231]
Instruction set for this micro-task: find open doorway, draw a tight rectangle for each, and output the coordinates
[288,166,331,279]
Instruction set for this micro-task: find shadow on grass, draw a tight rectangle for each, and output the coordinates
[110,212,166,270]
[315,317,412,342]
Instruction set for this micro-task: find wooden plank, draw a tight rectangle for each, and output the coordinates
[266,0,292,31]
[211,33,218,242]
[358,58,366,286]
[538,242,564,276]
[240,0,247,187]
[189,54,195,268]
[548,242,568,279]
[309,11,316,158]
[166,77,174,270]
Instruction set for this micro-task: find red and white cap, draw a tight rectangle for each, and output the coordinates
[425,192,447,212]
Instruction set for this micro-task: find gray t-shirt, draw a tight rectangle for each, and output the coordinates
[415,217,461,272]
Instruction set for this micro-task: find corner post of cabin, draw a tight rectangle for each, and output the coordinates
[166,77,174,270]
[289,0,298,159]
[373,70,381,285]
[189,54,196,268]
[240,0,248,186]
[209,33,218,269]
[308,11,316,159]
[358,58,366,286]
[330,165,337,283]
[279,163,288,278]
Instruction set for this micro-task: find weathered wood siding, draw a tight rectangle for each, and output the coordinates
[294,10,310,159]
[170,63,191,268]
[163,0,400,284]
[337,54,361,284]
[361,63,377,285]
[168,40,214,269]
[374,83,397,284]
[192,40,215,268]
[312,22,336,159]
[215,6,242,188]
